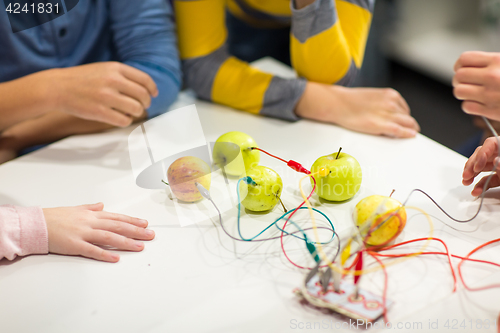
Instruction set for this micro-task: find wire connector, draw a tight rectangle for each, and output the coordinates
[250,147,311,175]
[243,176,257,186]
[194,182,211,200]
[287,160,311,175]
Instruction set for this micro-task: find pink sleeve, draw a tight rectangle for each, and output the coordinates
[0,205,49,261]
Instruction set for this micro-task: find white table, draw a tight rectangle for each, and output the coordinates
[1,61,500,333]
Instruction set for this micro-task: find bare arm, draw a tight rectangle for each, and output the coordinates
[0,72,55,131]
[0,110,146,163]
[295,82,420,138]
[0,62,157,133]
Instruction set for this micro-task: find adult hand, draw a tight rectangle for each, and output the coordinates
[295,82,420,138]
[47,62,158,127]
[44,203,155,262]
[453,51,500,121]
[463,136,500,196]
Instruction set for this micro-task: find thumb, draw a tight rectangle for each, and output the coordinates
[79,202,104,211]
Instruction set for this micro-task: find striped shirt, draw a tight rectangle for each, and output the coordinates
[174,0,374,121]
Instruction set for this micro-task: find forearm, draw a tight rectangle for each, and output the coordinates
[0,111,116,152]
[184,48,306,121]
[176,0,306,121]
[110,0,182,118]
[0,71,54,131]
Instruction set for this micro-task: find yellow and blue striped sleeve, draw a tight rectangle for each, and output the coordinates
[290,0,374,85]
[174,0,306,121]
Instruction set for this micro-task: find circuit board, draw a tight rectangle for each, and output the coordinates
[294,275,392,322]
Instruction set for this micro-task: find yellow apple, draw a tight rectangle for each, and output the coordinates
[310,152,362,201]
[353,195,406,248]
[239,166,283,212]
[212,131,260,177]
[167,156,211,202]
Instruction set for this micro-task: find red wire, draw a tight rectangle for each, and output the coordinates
[375,237,457,292]
[369,252,388,323]
[249,146,500,315]
[249,146,324,269]
[354,252,363,284]
[373,251,500,268]
[457,238,500,291]
[251,147,288,164]
[372,237,500,292]
[343,253,360,278]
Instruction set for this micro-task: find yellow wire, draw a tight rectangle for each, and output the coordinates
[299,173,434,276]
[341,239,351,266]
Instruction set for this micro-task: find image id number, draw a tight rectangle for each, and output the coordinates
[6,3,60,14]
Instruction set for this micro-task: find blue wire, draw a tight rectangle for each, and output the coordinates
[236,178,335,244]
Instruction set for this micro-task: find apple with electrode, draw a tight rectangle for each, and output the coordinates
[354,194,407,248]
[212,131,260,177]
[165,156,211,202]
[172,130,408,247]
[310,150,362,202]
[239,165,283,212]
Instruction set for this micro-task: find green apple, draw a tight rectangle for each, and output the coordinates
[310,152,362,201]
[353,195,407,247]
[212,131,260,177]
[239,166,283,212]
[167,156,211,202]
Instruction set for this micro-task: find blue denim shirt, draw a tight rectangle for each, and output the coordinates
[0,0,182,118]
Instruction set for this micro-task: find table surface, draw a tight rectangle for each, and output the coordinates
[1,60,500,333]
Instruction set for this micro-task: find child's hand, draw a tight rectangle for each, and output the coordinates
[454,52,500,121]
[463,137,500,196]
[47,62,158,127]
[295,83,420,138]
[43,203,155,262]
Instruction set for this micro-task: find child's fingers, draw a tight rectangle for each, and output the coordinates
[454,67,486,86]
[79,242,120,263]
[462,100,487,116]
[483,137,500,159]
[472,174,500,196]
[473,138,500,174]
[454,84,484,102]
[90,230,145,252]
[379,121,417,138]
[463,146,481,184]
[476,161,498,173]
[473,147,489,174]
[455,51,491,71]
[96,211,148,227]
[389,113,420,132]
[95,219,155,240]
[464,140,498,182]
